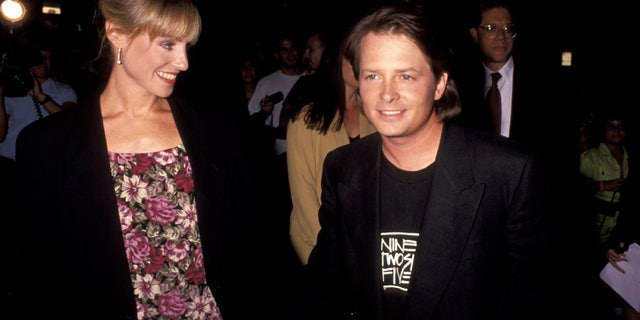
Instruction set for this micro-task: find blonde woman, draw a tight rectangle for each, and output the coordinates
[13,0,268,318]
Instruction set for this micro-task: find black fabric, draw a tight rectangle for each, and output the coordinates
[592,196,620,217]
[380,156,435,319]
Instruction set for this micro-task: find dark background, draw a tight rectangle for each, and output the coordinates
[1,0,634,111]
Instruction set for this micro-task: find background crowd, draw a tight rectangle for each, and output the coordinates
[0,0,636,319]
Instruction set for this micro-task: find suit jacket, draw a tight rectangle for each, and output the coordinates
[296,123,553,320]
[456,58,533,145]
[454,53,582,230]
[13,94,270,319]
[454,52,575,158]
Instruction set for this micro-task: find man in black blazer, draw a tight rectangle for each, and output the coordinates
[291,3,553,319]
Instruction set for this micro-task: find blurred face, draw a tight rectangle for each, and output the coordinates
[604,120,625,145]
[121,33,190,98]
[470,7,514,69]
[240,58,256,84]
[29,50,51,81]
[302,33,325,74]
[358,32,446,140]
[276,38,300,70]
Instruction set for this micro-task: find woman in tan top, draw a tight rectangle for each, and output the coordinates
[287,34,376,264]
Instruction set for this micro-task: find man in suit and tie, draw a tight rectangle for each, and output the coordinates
[454,0,571,150]
[454,2,600,318]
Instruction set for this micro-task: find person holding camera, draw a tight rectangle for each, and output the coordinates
[247,31,305,266]
[0,42,78,160]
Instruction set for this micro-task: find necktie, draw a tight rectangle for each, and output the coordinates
[485,72,502,134]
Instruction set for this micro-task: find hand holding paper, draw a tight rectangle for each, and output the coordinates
[600,242,640,312]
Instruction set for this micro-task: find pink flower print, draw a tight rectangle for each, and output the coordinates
[165,239,190,263]
[124,230,151,264]
[145,196,176,225]
[185,294,214,320]
[136,299,149,319]
[174,168,194,193]
[133,274,162,300]
[186,246,205,285]
[153,148,179,166]
[210,306,223,320]
[158,291,187,318]
[117,200,135,233]
[121,175,149,204]
[113,152,135,165]
[144,246,166,274]
[176,203,197,230]
[183,155,192,174]
[193,246,204,268]
[185,262,205,286]
[132,154,154,175]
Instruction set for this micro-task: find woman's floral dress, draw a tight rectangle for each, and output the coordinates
[109,145,222,320]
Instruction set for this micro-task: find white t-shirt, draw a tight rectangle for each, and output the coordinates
[0,78,78,160]
[247,69,303,155]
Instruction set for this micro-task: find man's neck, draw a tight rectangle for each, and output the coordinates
[280,66,301,76]
[381,120,442,172]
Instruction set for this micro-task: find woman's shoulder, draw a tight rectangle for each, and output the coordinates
[327,132,379,159]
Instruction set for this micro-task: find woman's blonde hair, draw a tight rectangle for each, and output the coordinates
[94,0,201,64]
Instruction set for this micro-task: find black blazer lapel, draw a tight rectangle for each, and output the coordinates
[169,96,223,230]
[61,97,137,312]
[63,95,122,238]
[342,134,385,315]
[167,96,228,284]
[404,124,484,319]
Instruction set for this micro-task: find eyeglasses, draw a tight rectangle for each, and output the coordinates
[478,24,517,39]
[606,124,625,131]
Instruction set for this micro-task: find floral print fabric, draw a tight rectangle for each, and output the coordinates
[109,145,222,320]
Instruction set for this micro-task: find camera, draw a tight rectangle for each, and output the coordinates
[267,91,284,104]
[1,44,44,97]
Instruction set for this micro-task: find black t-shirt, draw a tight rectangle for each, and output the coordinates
[380,154,435,318]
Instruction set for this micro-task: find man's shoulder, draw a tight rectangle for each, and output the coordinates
[323,134,379,180]
[326,133,379,161]
[45,78,75,90]
[446,123,536,159]
[257,70,283,83]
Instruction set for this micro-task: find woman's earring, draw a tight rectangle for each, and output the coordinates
[117,48,122,65]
